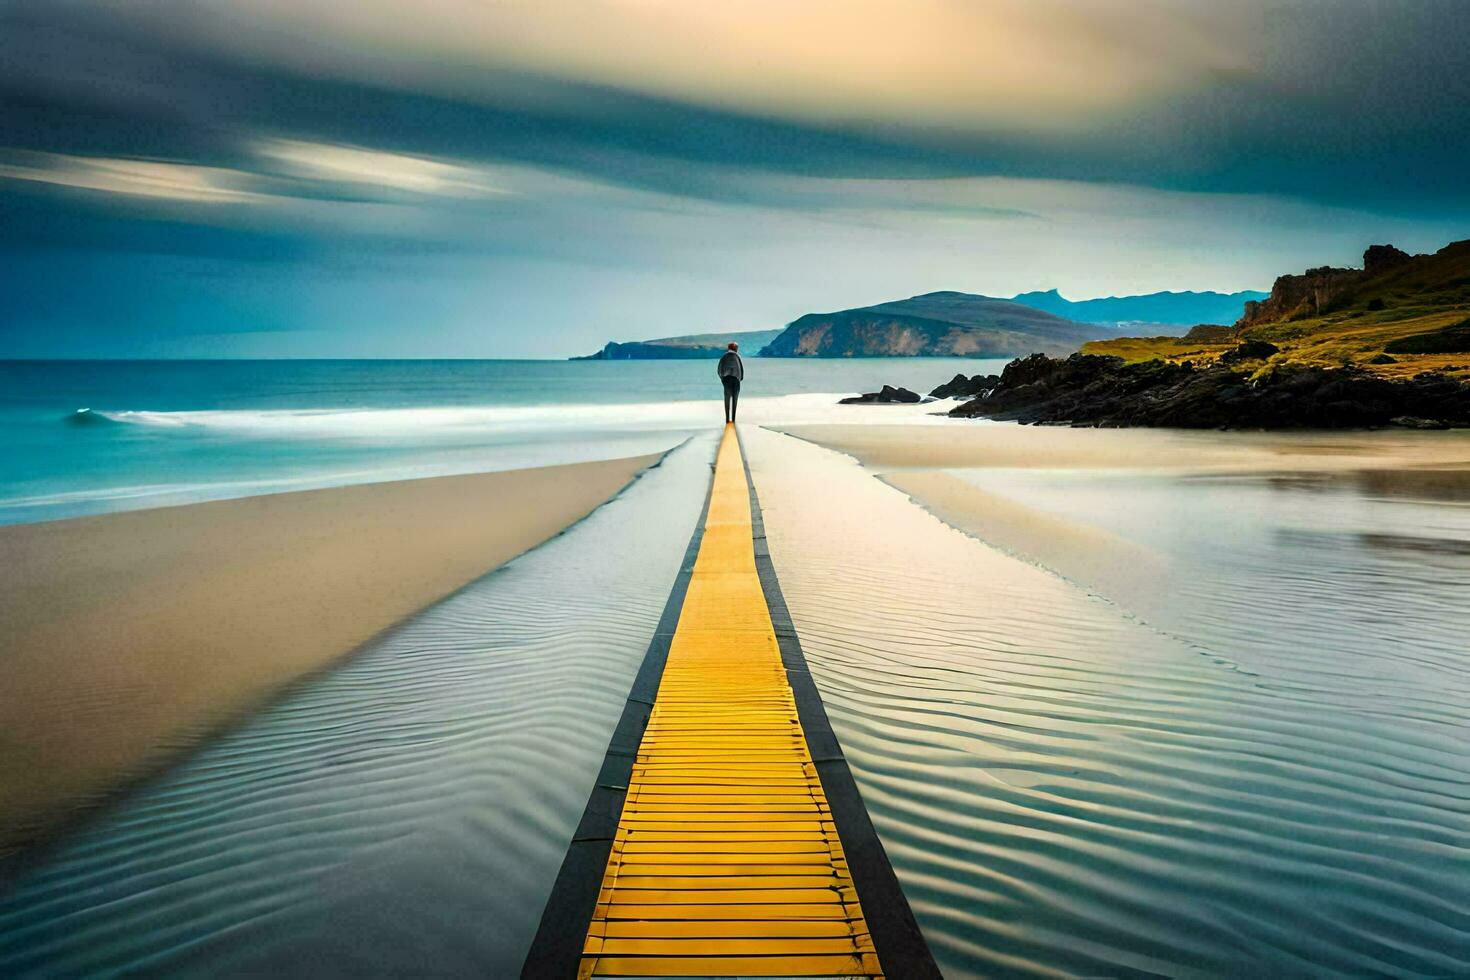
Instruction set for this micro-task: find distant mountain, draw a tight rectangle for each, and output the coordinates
[573,328,782,360]
[759,292,1106,358]
[1009,288,1267,332]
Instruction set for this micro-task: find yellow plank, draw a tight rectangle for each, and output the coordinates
[588,936,875,955]
[585,954,883,977]
[618,835,836,846]
[603,887,855,905]
[593,903,859,921]
[611,840,834,852]
[612,864,847,877]
[579,427,882,978]
[596,919,863,939]
[608,876,849,890]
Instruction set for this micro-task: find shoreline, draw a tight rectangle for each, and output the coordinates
[0,452,663,854]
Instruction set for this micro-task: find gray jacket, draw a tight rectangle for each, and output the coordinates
[717,350,744,381]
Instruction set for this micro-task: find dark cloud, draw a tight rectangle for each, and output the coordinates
[4,0,1470,213]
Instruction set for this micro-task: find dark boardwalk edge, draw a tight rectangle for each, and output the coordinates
[739,429,941,980]
[519,451,716,979]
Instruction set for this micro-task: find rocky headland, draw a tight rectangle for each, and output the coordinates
[761,291,1106,358]
[909,238,1467,427]
[941,351,1470,429]
[573,329,780,360]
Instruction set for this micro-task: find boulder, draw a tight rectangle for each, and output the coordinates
[929,373,1000,400]
[838,384,922,405]
[1219,340,1281,363]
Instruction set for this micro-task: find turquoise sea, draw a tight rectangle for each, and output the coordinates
[0,358,998,524]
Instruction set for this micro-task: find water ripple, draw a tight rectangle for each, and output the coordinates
[0,436,716,977]
[743,426,1470,979]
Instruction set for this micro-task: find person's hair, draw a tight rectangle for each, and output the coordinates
[728,342,739,350]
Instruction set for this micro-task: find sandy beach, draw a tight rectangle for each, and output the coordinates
[0,453,661,853]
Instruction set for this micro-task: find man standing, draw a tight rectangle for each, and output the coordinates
[717,342,744,424]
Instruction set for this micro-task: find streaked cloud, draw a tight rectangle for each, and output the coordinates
[253,139,508,197]
[0,153,267,204]
[0,142,529,210]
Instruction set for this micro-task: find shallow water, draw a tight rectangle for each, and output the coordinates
[742,426,1470,977]
[0,436,714,976]
[6,406,1469,976]
[947,465,1470,701]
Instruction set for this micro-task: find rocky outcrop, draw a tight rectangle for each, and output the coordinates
[1237,266,1361,327]
[948,352,1470,429]
[839,384,922,404]
[929,373,1001,400]
[1235,243,1425,329]
[1363,244,1412,278]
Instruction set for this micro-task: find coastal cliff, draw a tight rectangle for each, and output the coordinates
[761,292,1105,358]
[1237,245,1414,327]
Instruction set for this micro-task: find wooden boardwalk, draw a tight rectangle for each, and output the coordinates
[524,426,936,979]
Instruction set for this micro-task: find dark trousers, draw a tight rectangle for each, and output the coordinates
[721,376,741,422]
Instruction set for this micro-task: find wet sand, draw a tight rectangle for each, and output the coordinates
[779,422,1470,613]
[879,468,1171,600]
[780,422,1470,474]
[0,453,661,853]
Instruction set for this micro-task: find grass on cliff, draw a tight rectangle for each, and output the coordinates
[1086,311,1470,379]
[1084,241,1470,379]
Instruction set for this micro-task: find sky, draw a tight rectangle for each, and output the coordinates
[3,0,1469,358]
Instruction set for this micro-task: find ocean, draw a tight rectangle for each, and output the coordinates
[0,358,1000,524]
